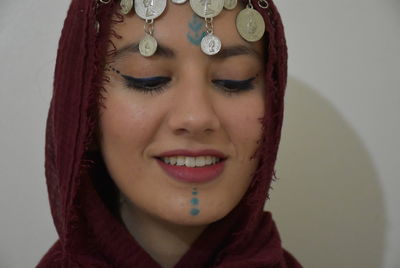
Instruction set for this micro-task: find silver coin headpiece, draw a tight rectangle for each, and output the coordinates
[115,0,269,57]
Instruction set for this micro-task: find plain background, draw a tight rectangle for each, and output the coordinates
[0,0,399,267]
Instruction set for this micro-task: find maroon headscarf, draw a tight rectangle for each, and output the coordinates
[38,0,301,267]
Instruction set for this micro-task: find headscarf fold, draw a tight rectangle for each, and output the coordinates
[38,0,302,267]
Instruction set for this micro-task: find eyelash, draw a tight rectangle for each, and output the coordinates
[121,75,256,95]
[212,78,256,93]
[122,75,171,95]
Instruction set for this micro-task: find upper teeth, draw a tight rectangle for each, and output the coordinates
[161,156,221,167]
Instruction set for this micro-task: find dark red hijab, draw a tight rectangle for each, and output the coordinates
[38,0,301,267]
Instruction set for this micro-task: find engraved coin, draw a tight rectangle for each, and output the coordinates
[139,34,158,57]
[190,0,224,18]
[236,7,265,42]
[201,34,221,55]
[223,0,237,10]
[120,0,134,15]
[171,0,187,4]
[134,0,167,20]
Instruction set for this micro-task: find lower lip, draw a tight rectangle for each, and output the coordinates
[156,159,225,183]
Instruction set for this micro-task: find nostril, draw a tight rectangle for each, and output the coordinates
[173,128,190,135]
[167,100,221,135]
[204,128,214,134]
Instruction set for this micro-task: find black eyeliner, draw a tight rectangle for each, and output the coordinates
[213,77,256,92]
[121,74,171,91]
[110,66,256,94]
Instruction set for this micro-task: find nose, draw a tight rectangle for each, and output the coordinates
[167,82,221,137]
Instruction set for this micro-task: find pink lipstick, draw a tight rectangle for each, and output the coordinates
[156,150,226,183]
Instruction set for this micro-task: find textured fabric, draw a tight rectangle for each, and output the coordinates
[38,0,302,267]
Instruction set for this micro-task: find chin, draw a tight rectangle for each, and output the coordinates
[156,203,233,227]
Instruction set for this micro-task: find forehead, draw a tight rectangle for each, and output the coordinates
[110,3,265,60]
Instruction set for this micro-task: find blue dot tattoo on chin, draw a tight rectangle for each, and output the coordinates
[189,188,200,216]
[187,14,207,46]
[191,197,199,206]
[190,208,200,216]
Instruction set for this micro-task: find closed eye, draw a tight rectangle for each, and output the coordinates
[118,70,255,95]
[212,78,256,93]
[122,75,171,94]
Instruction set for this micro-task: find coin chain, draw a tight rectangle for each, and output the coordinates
[116,0,268,56]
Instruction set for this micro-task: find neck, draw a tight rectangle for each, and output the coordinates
[120,201,206,268]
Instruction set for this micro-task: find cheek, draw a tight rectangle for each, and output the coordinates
[99,91,154,159]
[218,95,265,153]
[100,89,156,169]
[98,91,164,205]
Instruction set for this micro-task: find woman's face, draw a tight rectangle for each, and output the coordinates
[100,3,265,226]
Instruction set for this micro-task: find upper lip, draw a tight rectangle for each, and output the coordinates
[157,149,227,159]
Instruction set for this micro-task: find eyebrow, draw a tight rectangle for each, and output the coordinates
[214,45,262,59]
[113,42,261,60]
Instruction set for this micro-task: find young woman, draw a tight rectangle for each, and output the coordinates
[38,0,301,267]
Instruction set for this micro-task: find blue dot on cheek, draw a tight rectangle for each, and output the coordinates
[191,198,199,206]
[190,208,200,216]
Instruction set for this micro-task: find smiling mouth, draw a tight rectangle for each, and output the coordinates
[158,156,223,168]
[156,155,226,183]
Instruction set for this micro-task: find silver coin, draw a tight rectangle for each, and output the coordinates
[139,34,158,57]
[223,0,237,10]
[189,0,224,19]
[171,0,187,3]
[120,0,134,15]
[236,8,265,42]
[134,0,167,20]
[201,34,221,55]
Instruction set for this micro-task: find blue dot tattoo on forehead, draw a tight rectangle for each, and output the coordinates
[189,188,200,216]
[186,14,207,46]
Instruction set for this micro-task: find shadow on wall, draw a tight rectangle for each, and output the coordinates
[267,77,386,268]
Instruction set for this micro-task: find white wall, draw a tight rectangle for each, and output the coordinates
[0,1,69,267]
[269,1,400,268]
[0,1,398,267]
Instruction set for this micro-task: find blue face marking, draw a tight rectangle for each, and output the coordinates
[189,188,200,216]
[187,14,207,46]
[192,188,198,195]
[190,208,200,216]
[191,198,199,206]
